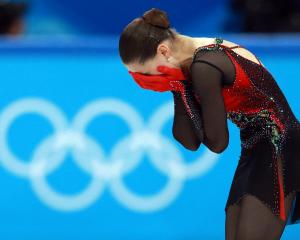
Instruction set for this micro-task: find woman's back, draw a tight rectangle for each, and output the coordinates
[192,37,265,67]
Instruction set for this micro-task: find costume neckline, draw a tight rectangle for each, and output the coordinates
[191,37,224,63]
[191,37,263,68]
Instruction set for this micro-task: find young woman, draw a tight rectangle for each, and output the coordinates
[118,8,300,239]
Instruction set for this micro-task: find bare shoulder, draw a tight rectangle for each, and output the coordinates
[193,37,264,67]
[192,37,243,49]
[221,38,265,67]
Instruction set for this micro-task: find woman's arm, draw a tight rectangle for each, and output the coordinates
[171,90,202,151]
[189,61,229,153]
[171,49,233,153]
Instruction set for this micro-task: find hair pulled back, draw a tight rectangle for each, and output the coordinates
[119,8,178,65]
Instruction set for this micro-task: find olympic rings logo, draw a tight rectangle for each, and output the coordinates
[0,98,220,212]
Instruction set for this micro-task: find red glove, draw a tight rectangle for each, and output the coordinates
[128,65,187,92]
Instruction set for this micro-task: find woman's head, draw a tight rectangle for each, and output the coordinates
[119,8,183,75]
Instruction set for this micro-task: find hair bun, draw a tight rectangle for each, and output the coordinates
[142,8,170,29]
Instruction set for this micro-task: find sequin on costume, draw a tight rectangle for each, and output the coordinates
[171,81,205,141]
[178,37,300,225]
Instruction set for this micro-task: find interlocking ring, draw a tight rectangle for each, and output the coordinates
[0,97,220,212]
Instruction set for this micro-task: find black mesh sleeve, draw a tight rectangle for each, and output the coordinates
[190,61,229,153]
[192,48,236,86]
[171,90,202,151]
[171,49,234,153]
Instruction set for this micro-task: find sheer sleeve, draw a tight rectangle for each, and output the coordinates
[191,48,236,86]
[171,49,234,153]
[190,61,229,153]
[171,90,202,151]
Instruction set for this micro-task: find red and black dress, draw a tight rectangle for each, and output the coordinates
[171,37,300,225]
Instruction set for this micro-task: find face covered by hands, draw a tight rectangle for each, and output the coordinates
[128,65,187,92]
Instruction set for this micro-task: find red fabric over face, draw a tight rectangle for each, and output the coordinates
[128,65,187,92]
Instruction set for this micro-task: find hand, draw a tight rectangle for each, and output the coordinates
[128,65,187,92]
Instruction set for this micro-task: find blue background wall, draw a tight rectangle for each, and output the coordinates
[24,0,236,35]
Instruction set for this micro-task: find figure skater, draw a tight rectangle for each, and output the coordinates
[118,8,300,240]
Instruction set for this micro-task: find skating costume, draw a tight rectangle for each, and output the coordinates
[171,37,300,225]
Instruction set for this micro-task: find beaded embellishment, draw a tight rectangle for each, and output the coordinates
[189,36,300,222]
[171,81,204,142]
[192,37,224,62]
[193,37,286,152]
[227,109,284,153]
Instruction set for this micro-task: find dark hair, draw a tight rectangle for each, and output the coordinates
[119,8,178,65]
[0,1,28,34]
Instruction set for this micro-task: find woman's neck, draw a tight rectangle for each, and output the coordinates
[171,34,213,65]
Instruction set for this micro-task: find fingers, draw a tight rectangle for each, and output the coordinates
[157,66,169,74]
[156,65,178,75]
[131,76,165,90]
[157,66,186,80]
[128,68,185,92]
